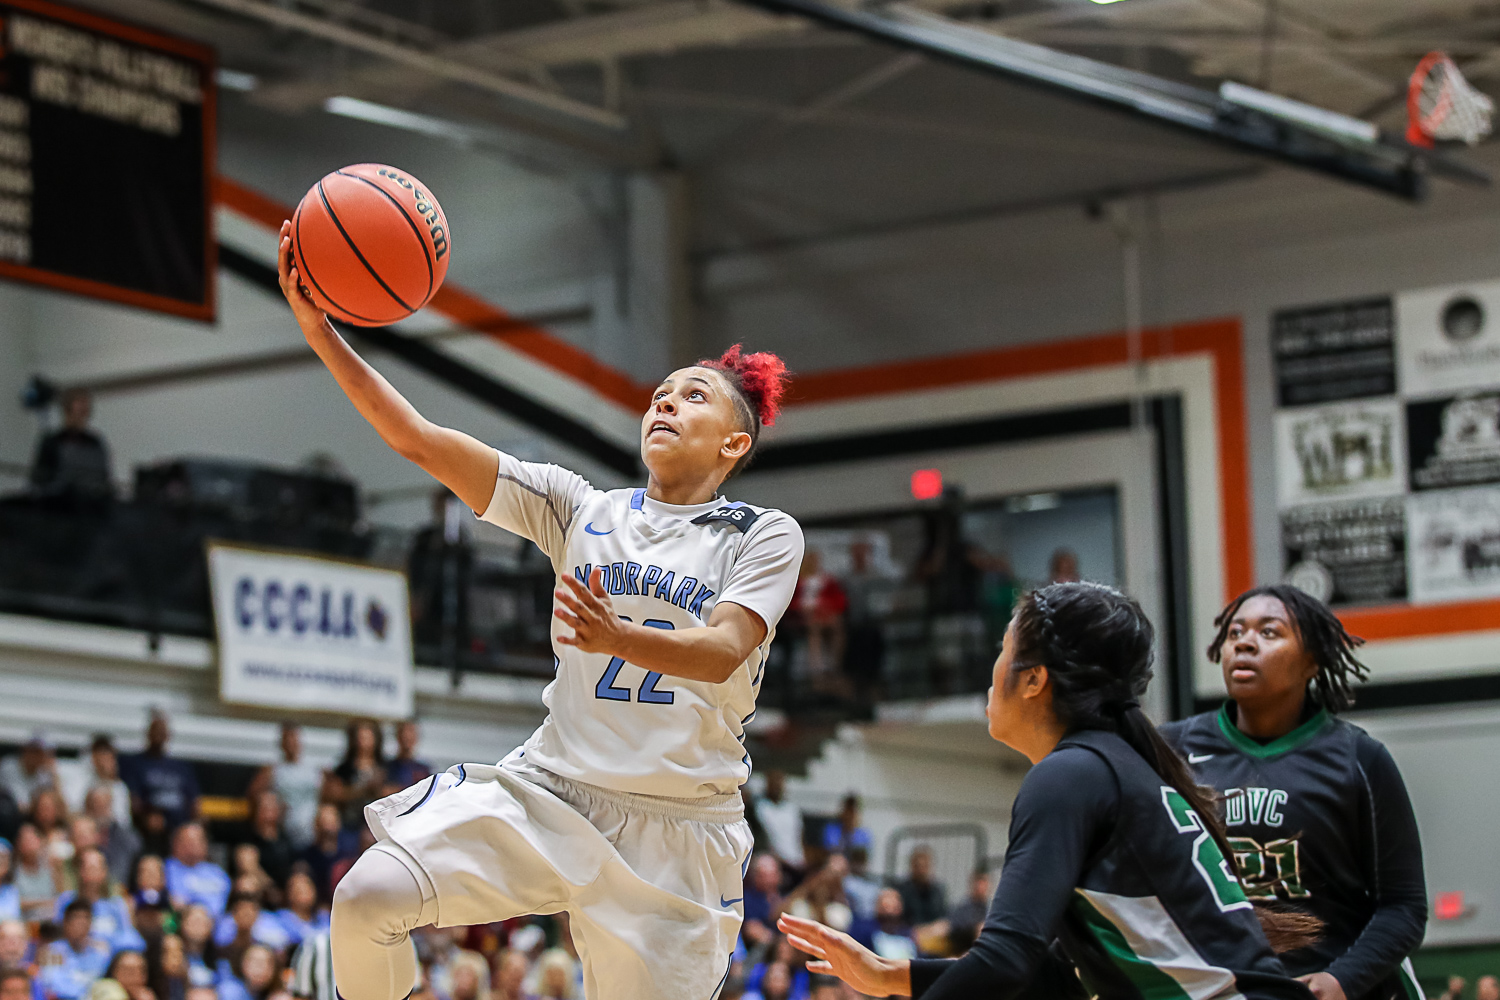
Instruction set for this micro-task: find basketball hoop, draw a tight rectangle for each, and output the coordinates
[1407,51,1494,148]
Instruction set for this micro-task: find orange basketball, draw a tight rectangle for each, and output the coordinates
[290,163,450,327]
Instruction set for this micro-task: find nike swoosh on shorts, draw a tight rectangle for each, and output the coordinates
[1188,753,1214,763]
[584,522,613,535]
[720,896,743,908]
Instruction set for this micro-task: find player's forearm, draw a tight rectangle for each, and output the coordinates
[615,623,746,684]
[305,319,434,460]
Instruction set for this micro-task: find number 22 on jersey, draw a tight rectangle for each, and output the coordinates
[594,618,676,705]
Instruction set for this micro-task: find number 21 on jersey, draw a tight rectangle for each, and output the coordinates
[1160,787,1252,913]
[594,618,676,705]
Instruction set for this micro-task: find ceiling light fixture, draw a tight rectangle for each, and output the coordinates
[215,68,259,91]
[324,97,484,146]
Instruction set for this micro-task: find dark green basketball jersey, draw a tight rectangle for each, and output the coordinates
[910,729,1311,1000]
[1162,707,1427,1000]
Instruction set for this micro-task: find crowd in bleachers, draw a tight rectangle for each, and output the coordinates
[0,707,991,1000]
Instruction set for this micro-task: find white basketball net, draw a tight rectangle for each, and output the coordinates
[1412,53,1494,146]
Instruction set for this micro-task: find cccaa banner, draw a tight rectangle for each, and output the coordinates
[208,544,414,718]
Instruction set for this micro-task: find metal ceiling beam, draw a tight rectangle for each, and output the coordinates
[184,0,630,130]
[735,0,1488,199]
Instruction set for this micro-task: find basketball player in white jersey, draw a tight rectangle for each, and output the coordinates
[276,223,804,1000]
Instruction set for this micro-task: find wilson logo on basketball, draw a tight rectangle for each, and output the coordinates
[290,162,451,326]
[378,166,449,261]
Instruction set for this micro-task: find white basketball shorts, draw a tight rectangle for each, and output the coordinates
[364,754,752,1000]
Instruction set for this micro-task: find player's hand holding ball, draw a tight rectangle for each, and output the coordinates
[278,219,332,343]
[555,570,632,654]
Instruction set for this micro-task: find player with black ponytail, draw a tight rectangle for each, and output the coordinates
[1163,586,1427,1000]
[779,582,1314,1000]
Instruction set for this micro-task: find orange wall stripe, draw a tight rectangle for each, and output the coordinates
[214,176,652,411]
[1340,600,1500,642]
[783,318,1256,604]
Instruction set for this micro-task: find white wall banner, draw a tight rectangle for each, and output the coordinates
[208,544,414,718]
[1274,399,1405,508]
[1395,278,1500,398]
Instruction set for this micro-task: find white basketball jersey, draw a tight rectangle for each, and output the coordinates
[477,452,804,799]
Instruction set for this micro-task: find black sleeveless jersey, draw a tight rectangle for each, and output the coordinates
[1161,707,1427,1000]
[910,729,1311,1000]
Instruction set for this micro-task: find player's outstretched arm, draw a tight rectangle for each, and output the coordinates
[278,222,498,512]
[554,570,765,684]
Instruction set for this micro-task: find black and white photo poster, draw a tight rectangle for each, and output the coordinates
[1407,392,1500,491]
[1273,297,1397,406]
[1408,488,1500,604]
[1275,399,1405,507]
[1281,497,1408,606]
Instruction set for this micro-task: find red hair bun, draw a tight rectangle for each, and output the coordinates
[701,344,789,427]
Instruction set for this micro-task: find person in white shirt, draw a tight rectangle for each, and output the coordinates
[753,770,805,871]
[59,736,132,828]
[276,230,804,1000]
[0,733,57,810]
[247,724,324,851]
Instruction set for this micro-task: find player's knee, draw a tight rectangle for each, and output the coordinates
[333,851,423,944]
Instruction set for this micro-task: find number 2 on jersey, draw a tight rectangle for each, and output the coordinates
[1160,787,1252,913]
[594,618,676,705]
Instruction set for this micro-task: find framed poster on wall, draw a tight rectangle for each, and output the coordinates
[1273,279,1500,699]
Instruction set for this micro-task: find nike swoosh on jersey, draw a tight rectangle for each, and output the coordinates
[720,895,743,908]
[1188,753,1215,763]
[583,522,613,535]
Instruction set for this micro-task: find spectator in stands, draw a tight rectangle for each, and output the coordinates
[753,771,804,874]
[1048,546,1080,584]
[247,727,321,853]
[0,735,57,812]
[741,855,783,952]
[945,869,991,954]
[31,791,69,872]
[38,899,110,1000]
[227,845,276,912]
[60,740,130,831]
[489,951,526,1000]
[164,824,229,917]
[128,856,166,912]
[744,961,792,1000]
[384,722,431,795]
[121,713,200,847]
[407,490,473,662]
[56,817,102,896]
[274,871,326,948]
[841,846,879,923]
[323,721,385,831]
[1480,977,1500,1000]
[0,919,31,972]
[213,892,290,962]
[1439,977,1466,1000]
[55,849,141,953]
[145,934,186,1000]
[91,951,150,1000]
[13,824,56,920]
[84,790,138,891]
[893,845,947,928]
[861,887,917,962]
[0,969,30,1000]
[217,943,279,1000]
[782,856,853,936]
[820,795,870,856]
[176,909,217,990]
[296,806,347,906]
[841,536,892,706]
[28,389,113,504]
[0,842,17,922]
[527,951,575,1000]
[792,551,848,693]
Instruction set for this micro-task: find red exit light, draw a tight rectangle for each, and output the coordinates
[911,468,943,500]
[1435,891,1466,921]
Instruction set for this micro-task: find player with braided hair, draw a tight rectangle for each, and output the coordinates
[1163,587,1426,1000]
[283,226,803,1000]
[780,582,1314,1000]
